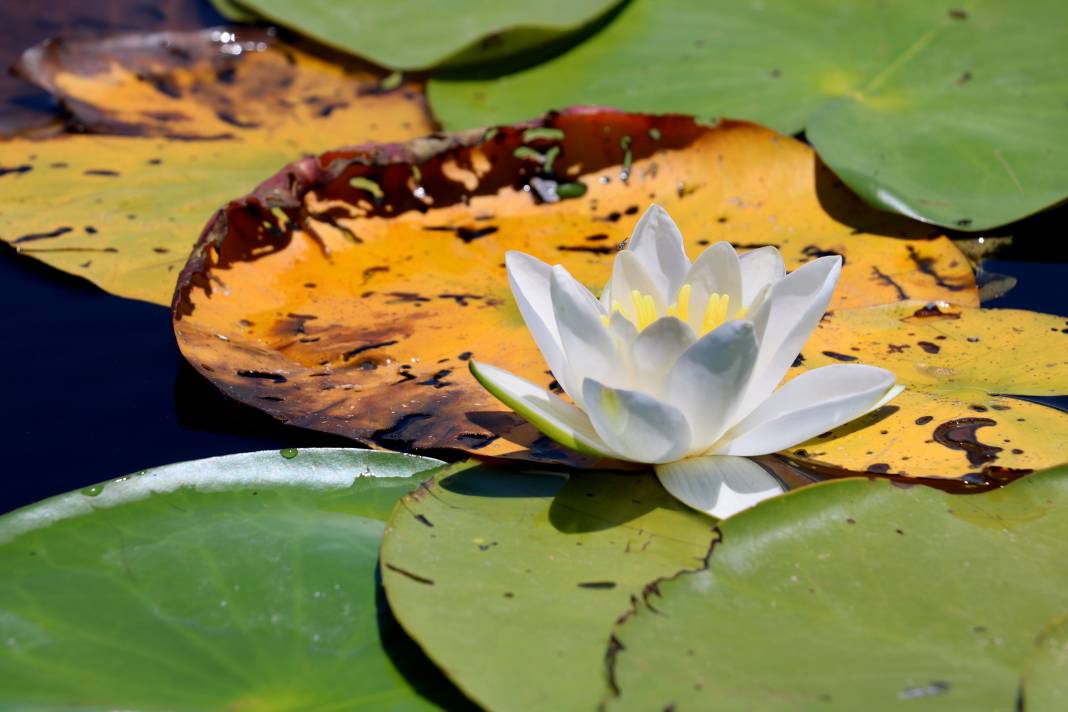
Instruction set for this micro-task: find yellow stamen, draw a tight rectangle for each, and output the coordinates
[702,295,718,333]
[612,284,744,336]
[701,293,732,335]
[676,283,692,323]
[631,290,655,331]
[600,314,610,327]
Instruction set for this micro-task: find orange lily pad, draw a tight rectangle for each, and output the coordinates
[0,29,433,304]
[173,110,978,465]
[787,301,1068,482]
[15,27,430,140]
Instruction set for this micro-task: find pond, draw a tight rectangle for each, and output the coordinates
[2,1,1067,710]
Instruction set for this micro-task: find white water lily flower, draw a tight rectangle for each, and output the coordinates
[471,205,903,518]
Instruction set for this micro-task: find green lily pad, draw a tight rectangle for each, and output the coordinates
[214,0,621,70]
[209,0,259,22]
[1023,614,1068,712]
[607,464,1068,710]
[429,0,1068,230]
[0,448,465,711]
[380,460,716,710]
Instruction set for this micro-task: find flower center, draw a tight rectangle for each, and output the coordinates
[601,283,747,335]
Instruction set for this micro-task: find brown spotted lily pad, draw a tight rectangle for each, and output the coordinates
[173,110,979,465]
[0,28,433,304]
[786,301,1068,482]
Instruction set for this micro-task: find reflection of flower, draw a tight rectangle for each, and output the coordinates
[471,205,903,518]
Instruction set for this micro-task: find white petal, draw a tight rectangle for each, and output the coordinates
[582,378,691,464]
[627,204,691,303]
[630,317,696,396]
[718,365,899,456]
[655,456,785,519]
[506,251,566,381]
[873,383,906,410]
[682,242,742,330]
[606,250,666,321]
[739,255,842,418]
[608,310,638,348]
[738,246,786,307]
[598,282,612,311]
[664,320,759,452]
[469,360,616,459]
[550,265,624,404]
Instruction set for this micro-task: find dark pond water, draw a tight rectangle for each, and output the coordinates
[0,245,356,512]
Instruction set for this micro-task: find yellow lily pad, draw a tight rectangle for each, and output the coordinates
[172,111,977,464]
[0,28,433,304]
[788,301,1068,480]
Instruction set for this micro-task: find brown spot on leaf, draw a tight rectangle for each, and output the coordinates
[911,302,962,319]
[822,350,858,362]
[933,418,1003,467]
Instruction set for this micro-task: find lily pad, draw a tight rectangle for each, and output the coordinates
[209,0,260,23]
[0,448,462,710]
[786,301,1068,481]
[0,29,433,304]
[211,0,622,71]
[607,464,1068,711]
[0,0,230,135]
[172,109,976,465]
[1023,614,1068,712]
[429,0,1068,231]
[380,460,716,710]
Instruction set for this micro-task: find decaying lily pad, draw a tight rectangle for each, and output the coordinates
[173,109,977,465]
[15,27,431,139]
[607,464,1068,711]
[380,460,716,710]
[0,29,433,304]
[786,301,1068,481]
[0,0,229,135]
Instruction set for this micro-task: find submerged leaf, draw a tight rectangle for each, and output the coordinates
[172,110,976,464]
[787,301,1068,480]
[607,464,1068,710]
[211,0,622,71]
[0,29,433,304]
[0,449,460,711]
[380,460,716,710]
[16,28,430,140]
[430,0,1068,230]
